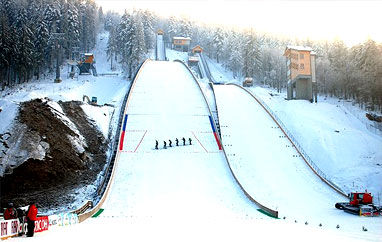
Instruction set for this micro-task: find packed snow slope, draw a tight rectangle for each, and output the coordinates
[214,84,382,240]
[99,60,266,220]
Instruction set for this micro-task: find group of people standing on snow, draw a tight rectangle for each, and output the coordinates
[155,137,192,149]
[3,201,38,237]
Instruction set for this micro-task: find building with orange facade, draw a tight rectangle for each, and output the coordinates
[284,46,316,101]
[172,37,191,52]
[192,45,203,54]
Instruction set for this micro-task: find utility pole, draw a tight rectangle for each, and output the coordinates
[55,42,61,82]
[50,33,65,83]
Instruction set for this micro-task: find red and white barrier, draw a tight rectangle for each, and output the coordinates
[34,216,49,233]
[0,216,50,240]
[0,219,20,239]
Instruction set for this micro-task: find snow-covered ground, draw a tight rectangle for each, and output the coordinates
[9,216,365,242]
[165,48,188,63]
[249,87,382,202]
[9,60,363,242]
[205,56,382,204]
[214,84,382,240]
[102,60,264,219]
[2,38,381,240]
[199,57,382,240]
[204,54,235,82]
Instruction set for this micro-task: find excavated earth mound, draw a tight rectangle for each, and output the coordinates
[0,98,107,212]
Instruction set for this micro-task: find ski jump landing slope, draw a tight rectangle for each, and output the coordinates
[214,84,382,239]
[98,61,268,221]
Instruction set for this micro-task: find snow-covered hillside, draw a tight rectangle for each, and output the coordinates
[249,86,382,203]
[206,57,382,206]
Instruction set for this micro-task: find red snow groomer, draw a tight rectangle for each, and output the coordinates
[335,191,382,216]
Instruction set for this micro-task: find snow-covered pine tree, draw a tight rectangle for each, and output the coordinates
[117,11,133,74]
[355,39,381,110]
[104,11,120,31]
[97,6,104,30]
[228,32,243,78]
[79,0,97,52]
[14,7,35,83]
[106,24,118,70]
[129,11,146,76]
[213,27,224,63]
[242,30,256,79]
[43,2,60,72]
[44,1,61,33]
[66,1,80,60]
[0,0,17,86]
[34,18,50,80]
[328,38,349,97]
[168,15,178,40]
[179,15,192,38]
[1,0,16,25]
[142,9,154,53]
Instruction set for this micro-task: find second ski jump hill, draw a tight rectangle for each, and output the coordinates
[213,83,382,237]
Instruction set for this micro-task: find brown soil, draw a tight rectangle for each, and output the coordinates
[0,98,107,212]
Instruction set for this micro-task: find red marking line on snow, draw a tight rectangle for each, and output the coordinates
[134,130,147,153]
[192,131,208,153]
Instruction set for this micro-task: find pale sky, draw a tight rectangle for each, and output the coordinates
[95,0,382,46]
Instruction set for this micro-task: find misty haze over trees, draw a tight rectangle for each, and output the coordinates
[159,15,382,112]
[1,0,381,113]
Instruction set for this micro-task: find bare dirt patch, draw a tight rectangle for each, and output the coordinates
[0,98,107,212]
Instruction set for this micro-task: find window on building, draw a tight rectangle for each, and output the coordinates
[300,53,304,59]
[300,63,304,69]
[291,63,299,70]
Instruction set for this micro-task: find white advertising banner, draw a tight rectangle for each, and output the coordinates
[0,219,20,239]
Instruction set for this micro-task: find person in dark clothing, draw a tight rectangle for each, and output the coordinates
[163,141,167,149]
[169,139,172,147]
[16,207,25,236]
[155,140,158,149]
[182,137,186,146]
[189,138,192,145]
[175,138,179,146]
[4,203,17,220]
[26,202,38,237]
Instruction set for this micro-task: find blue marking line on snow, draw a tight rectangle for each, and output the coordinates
[122,114,128,131]
[208,116,216,133]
